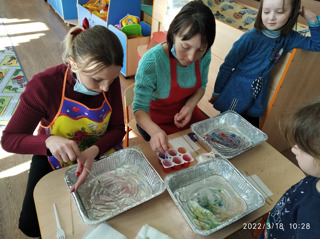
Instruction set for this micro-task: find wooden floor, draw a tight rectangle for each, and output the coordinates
[0,0,299,238]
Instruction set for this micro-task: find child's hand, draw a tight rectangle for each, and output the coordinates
[45,135,81,163]
[70,146,98,192]
[300,6,318,24]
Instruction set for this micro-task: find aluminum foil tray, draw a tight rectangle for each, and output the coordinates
[164,158,265,236]
[64,147,166,225]
[191,110,268,159]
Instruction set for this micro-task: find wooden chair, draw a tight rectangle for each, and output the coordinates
[123,83,141,147]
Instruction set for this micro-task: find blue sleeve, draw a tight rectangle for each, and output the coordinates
[213,32,253,95]
[287,24,320,51]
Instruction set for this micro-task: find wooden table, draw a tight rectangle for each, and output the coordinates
[34,129,305,238]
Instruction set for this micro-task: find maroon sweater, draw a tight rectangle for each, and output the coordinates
[1,64,125,157]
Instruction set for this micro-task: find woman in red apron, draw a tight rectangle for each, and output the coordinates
[1,21,125,237]
[133,1,216,153]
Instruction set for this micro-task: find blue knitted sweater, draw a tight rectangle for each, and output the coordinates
[260,176,320,239]
[213,24,320,117]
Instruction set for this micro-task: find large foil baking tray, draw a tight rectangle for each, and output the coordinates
[64,147,166,225]
[164,158,265,236]
[191,110,268,158]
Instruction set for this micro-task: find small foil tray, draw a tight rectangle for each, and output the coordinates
[64,147,166,225]
[191,110,268,159]
[164,158,265,236]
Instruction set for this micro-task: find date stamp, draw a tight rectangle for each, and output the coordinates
[243,222,311,230]
[243,222,284,230]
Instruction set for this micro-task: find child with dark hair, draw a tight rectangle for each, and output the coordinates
[1,20,125,237]
[133,0,216,153]
[209,0,320,128]
[259,99,320,238]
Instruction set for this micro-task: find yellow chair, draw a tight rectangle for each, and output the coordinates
[123,83,141,147]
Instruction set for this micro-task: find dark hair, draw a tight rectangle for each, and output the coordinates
[63,25,123,73]
[254,0,301,36]
[283,100,320,159]
[167,0,216,56]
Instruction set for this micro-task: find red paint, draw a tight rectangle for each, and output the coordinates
[173,157,182,170]
[168,149,177,156]
[163,159,172,166]
[173,157,182,164]
[178,147,187,154]
[162,159,173,173]
[183,154,192,162]
[183,154,193,168]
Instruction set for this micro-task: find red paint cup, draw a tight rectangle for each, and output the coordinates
[158,152,166,164]
[173,156,183,170]
[162,159,173,173]
[168,149,177,157]
[182,154,193,167]
[177,147,187,154]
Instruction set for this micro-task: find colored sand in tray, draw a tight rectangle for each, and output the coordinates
[174,174,247,231]
[203,126,253,150]
[77,165,153,220]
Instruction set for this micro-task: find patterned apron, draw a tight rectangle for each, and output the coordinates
[41,67,115,170]
[149,57,206,134]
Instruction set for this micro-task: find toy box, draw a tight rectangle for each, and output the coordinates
[77,0,107,27]
[77,0,151,76]
[108,22,150,77]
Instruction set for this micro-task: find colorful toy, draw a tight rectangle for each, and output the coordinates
[92,8,108,21]
[120,14,140,26]
[119,14,142,38]
[84,0,109,12]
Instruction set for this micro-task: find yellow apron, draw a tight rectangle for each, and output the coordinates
[41,67,115,170]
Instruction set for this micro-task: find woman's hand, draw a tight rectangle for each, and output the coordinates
[45,135,81,163]
[300,6,318,23]
[174,105,193,128]
[149,128,169,153]
[70,145,99,193]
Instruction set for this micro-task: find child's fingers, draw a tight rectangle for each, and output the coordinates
[70,170,89,193]
[75,163,84,177]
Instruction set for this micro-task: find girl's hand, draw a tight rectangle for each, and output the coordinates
[70,145,99,193]
[45,135,81,163]
[174,105,193,128]
[209,95,217,105]
[300,6,318,23]
[149,128,169,153]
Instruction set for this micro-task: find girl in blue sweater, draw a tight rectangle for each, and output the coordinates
[209,0,320,127]
[259,100,320,239]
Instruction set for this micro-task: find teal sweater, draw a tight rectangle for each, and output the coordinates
[133,43,211,114]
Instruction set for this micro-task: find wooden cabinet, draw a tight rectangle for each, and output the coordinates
[260,49,320,151]
[48,0,78,25]
[77,0,151,77]
[152,0,320,152]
